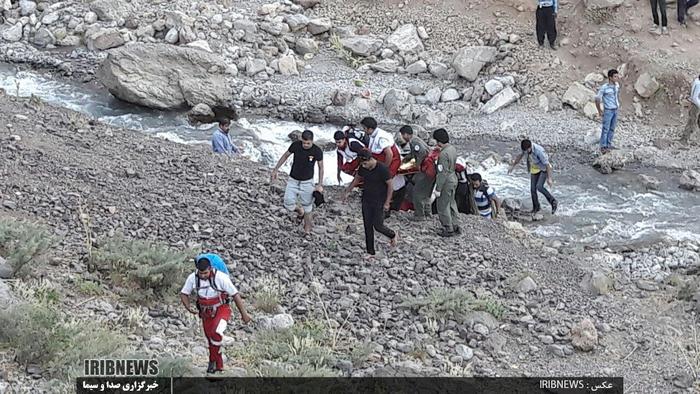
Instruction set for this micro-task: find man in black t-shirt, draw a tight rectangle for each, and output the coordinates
[342,150,398,259]
[271,130,324,234]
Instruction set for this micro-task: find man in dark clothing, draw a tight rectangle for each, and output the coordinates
[678,0,698,27]
[649,0,668,35]
[536,0,558,49]
[343,150,398,259]
[271,130,324,234]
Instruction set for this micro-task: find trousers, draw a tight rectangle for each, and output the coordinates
[535,6,557,46]
[362,200,395,255]
[650,0,668,26]
[201,304,232,370]
[678,0,699,23]
[436,181,459,230]
[600,109,618,148]
[412,173,434,217]
[530,171,556,213]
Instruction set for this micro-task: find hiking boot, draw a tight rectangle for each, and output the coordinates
[550,43,558,50]
[453,225,462,235]
[437,228,455,238]
[551,200,558,215]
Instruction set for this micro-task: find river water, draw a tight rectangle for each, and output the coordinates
[2,64,699,248]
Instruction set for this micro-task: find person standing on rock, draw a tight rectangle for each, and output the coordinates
[271,130,324,234]
[334,127,366,184]
[536,0,558,49]
[211,118,242,156]
[180,257,251,374]
[433,128,461,237]
[681,73,700,143]
[595,69,621,154]
[677,0,698,28]
[342,150,397,259]
[649,0,669,35]
[508,139,558,216]
[399,125,433,221]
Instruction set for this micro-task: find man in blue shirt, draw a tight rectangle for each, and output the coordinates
[536,0,558,49]
[508,139,558,216]
[211,118,242,156]
[595,69,621,154]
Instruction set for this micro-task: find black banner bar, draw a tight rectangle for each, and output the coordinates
[76,377,624,394]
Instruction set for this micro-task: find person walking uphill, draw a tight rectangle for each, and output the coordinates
[536,0,558,49]
[271,130,324,234]
[399,125,433,221]
[343,150,398,259]
[180,257,251,374]
[682,73,700,143]
[432,128,460,237]
[211,118,242,156]
[595,69,621,154]
[508,139,558,217]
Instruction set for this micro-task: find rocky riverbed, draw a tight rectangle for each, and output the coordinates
[0,86,699,392]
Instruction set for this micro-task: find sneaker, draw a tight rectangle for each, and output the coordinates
[551,200,558,215]
[550,43,558,50]
[437,228,455,238]
[662,26,668,34]
[206,362,218,374]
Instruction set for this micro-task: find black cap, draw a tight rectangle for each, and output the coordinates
[195,257,211,271]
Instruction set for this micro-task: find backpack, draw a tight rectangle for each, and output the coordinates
[194,253,229,275]
[420,148,441,179]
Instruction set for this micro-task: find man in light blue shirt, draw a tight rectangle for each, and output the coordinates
[508,139,558,216]
[211,118,242,156]
[536,0,558,49]
[595,69,621,153]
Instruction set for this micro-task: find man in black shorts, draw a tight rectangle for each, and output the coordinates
[342,150,398,259]
[271,130,324,234]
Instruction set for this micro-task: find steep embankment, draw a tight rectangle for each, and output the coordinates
[0,92,698,392]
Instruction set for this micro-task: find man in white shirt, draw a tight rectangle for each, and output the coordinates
[180,258,251,373]
[682,74,700,143]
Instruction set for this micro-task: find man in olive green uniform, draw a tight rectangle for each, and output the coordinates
[432,128,460,237]
[400,126,433,221]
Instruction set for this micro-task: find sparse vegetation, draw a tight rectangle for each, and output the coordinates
[400,288,507,320]
[0,218,54,278]
[76,278,103,296]
[249,364,338,377]
[90,237,191,302]
[330,34,366,69]
[156,357,197,377]
[252,275,283,313]
[675,319,700,381]
[350,341,373,367]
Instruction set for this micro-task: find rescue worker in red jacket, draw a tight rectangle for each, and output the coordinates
[334,128,366,184]
[180,257,252,373]
[360,117,401,176]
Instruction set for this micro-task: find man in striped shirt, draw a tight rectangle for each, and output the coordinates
[470,173,501,219]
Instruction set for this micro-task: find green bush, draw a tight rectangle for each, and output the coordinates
[252,276,283,314]
[91,237,191,301]
[249,364,338,377]
[0,218,54,277]
[400,288,507,320]
[156,357,197,377]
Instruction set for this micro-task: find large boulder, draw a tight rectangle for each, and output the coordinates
[341,36,383,57]
[307,18,332,35]
[278,55,299,76]
[89,0,136,22]
[452,46,497,82]
[370,59,400,73]
[386,24,424,54]
[539,92,562,112]
[86,28,126,51]
[634,72,660,98]
[97,43,234,110]
[680,170,700,191]
[563,82,596,111]
[383,88,412,117]
[584,0,624,9]
[481,86,520,114]
[2,23,24,42]
[592,149,635,174]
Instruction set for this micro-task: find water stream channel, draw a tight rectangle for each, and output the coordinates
[2,64,699,248]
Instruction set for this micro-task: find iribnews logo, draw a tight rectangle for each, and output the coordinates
[83,359,159,376]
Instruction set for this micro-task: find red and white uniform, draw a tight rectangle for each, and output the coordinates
[367,128,401,176]
[336,137,366,175]
[181,271,238,370]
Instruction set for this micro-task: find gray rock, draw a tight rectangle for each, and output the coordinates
[295,38,318,55]
[455,344,474,361]
[473,323,490,336]
[425,87,442,105]
[278,55,299,76]
[562,82,596,111]
[86,28,126,51]
[187,103,215,124]
[2,23,24,42]
[481,86,520,114]
[547,344,567,357]
[386,24,424,54]
[293,0,320,9]
[592,149,635,174]
[32,27,55,48]
[0,257,12,279]
[452,46,497,81]
[428,62,450,78]
[341,36,383,57]
[538,335,555,345]
[638,174,661,191]
[97,43,234,110]
[20,0,37,16]
[584,0,624,10]
[186,40,213,53]
[246,58,267,76]
[539,92,562,112]
[233,19,257,34]
[440,88,460,102]
[84,11,98,24]
[307,18,332,35]
[571,318,598,351]
[484,79,504,95]
[332,90,352,106]
[271,314,294,330]
[90,0,135,22]
[285,14,309,32]
[41,12,60,25]
[680,170,700,191]
[383,89,411,116]
[580,271,613,296]
[405,60,427,74]
[164,28,179,44]
[515,276,538,293]
[370,59,399,73]
[634,73,660,98]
